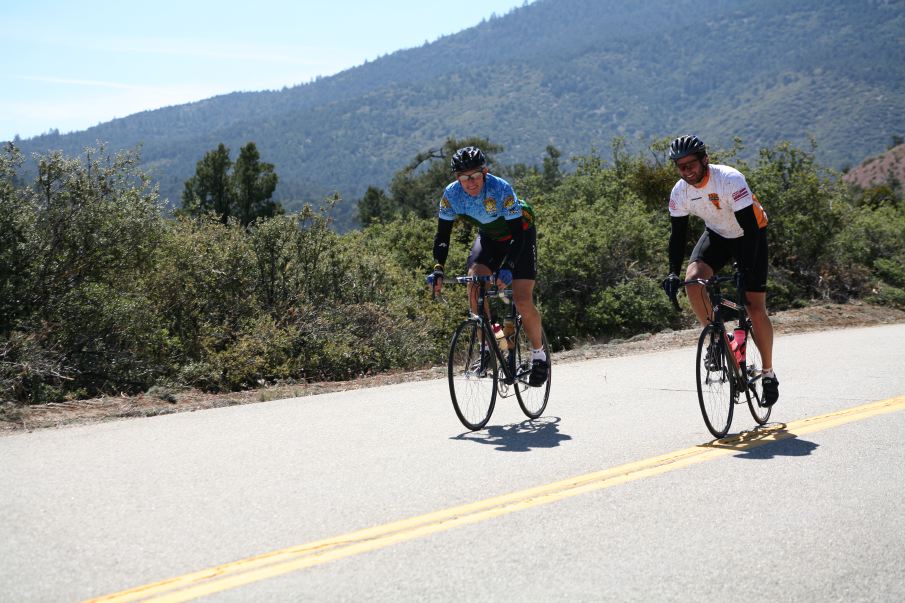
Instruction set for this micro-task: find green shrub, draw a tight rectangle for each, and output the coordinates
[51,282,174,395]
[1,144,166,402]
[866,284,905,310]
[747,141,848,302]
[533,158,666,346]
[4,138,904,403]
[586,277,675,336]
[0,330,69,404]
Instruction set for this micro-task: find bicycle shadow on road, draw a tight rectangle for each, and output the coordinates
[451,416,572,452]
[700,423,819,459]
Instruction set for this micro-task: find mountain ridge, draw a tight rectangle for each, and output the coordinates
[9,0,905,228]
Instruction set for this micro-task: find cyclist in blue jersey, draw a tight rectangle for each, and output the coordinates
[428,146,548,386]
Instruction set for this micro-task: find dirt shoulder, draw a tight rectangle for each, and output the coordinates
[3,301,904,435]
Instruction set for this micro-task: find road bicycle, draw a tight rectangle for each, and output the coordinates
[434,274,551,430]
[669,271,771,438]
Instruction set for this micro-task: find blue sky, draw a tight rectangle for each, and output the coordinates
[1,0,531,141]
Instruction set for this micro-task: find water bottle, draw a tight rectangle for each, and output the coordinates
[732,327,746,362]
[503,318,516,350]
[493,323,508,350]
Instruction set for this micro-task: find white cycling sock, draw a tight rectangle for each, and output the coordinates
[531,348,547,362]
[763,368,775,378]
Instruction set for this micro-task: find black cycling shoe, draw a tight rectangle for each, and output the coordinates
[761,375,779,407]
[704,343,721,372]
[470,348,492,376]
[528,358,549,387]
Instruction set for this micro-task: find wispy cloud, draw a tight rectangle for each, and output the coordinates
[36,34,359,70]
[116,38,343,66]
[18,76,143,90]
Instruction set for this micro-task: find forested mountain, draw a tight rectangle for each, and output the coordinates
[9,0,905,229]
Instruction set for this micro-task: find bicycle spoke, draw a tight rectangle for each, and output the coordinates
[513,324,550,419]
[448,320,497,430]
[745,326,771,425]
[696,325,734,438]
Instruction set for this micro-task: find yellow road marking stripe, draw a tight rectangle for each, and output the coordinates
[87,395,905,603]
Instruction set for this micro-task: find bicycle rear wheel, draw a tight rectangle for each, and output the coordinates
[744,325,772,425]
[448,319,497,430]
[696,324,735,438]
[513,323,550,419]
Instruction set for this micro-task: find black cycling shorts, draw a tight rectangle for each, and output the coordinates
[690,227,768,292]
[467,225,537,280]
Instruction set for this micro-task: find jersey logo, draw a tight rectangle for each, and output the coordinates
[440,197,451,210]
[503,195,520,216]
[708,193,721,209]
[484,198,497,214]
[732,187,750,202]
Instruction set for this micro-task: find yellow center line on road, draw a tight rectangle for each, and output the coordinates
[86,395,905,603]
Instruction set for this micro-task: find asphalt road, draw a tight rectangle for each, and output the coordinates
[2,324,904,602]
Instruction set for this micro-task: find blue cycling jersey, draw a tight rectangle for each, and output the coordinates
[438,173,534,240]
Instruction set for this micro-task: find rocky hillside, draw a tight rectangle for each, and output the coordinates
[843,143,905,189]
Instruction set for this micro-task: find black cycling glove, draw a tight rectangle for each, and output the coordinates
[427,264,445,286]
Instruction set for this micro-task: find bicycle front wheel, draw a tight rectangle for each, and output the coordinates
[744,325,772,425]
[513,323,550,419]
[448,319,497,430]
[696,324,735,438]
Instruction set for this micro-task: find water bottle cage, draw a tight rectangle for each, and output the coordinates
[503,320,515,348]
[493,324,508,350]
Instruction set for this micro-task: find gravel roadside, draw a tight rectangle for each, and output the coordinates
[2,301,904,435]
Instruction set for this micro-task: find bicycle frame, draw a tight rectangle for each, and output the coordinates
[681,274,765,405]
[452,274,521,390]
[439,272,551,430]
[703,277,746,382]
[672,270,771,437]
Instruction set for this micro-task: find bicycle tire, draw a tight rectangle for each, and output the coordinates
[448,319,497,430]
[696,324,735,438]
[513,323,550,419]
[744,323,772,425]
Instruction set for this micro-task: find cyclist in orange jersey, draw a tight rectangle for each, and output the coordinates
[661,135,779,406]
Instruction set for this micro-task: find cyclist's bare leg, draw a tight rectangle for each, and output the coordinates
[468,262,493,318]
[684,260,714,327]
[745,290,774,370]
[512,279,543,350]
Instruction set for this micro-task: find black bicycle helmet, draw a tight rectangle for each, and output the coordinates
[450,146,486,172]
[668,135,707,161]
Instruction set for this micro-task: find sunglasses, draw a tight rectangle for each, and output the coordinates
[675,157,701,172]
[457,170,485,183]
